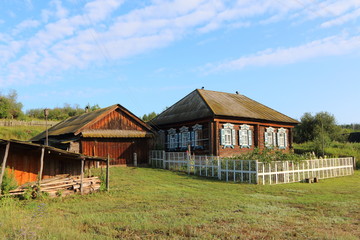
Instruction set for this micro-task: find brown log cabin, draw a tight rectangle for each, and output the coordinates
[32,104,154,166]
[151,89,299,157]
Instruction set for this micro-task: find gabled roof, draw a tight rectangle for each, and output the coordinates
[152,89,299,126]
[31,104,153,141]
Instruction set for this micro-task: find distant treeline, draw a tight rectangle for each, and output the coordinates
[0,90,100,121]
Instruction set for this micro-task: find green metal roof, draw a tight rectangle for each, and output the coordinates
[152,89,299,125]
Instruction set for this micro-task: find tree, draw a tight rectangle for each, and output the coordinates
[294,112,343,143]
[142,112,158,122]
[0,90,23,119]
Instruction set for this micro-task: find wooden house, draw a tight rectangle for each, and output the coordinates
[31,104,154,166]
[151,89,299,157]
[0,139,106,185]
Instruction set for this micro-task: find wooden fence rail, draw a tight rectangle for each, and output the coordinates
[0,120,59,127]
[149,151,355,185]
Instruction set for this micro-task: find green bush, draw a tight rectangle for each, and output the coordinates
[226,148,312,163]
[1,168,18,194]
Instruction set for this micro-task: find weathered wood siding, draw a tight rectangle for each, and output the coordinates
[87,109,145,131]
[0,144,82,185]
[81,138,150,165]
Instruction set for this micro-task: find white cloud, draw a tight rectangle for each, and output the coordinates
[12,19,40,35]
[2,0,360,86]
[321,8,360,28]
[203,34,360,73]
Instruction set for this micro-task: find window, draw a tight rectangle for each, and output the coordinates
[277,128,287,149]
[220,123,236,148]
[264,127,276,148]
[239,124,252,148]
[167,128,178,150]
[191,124,203,149]
[179,126,190,149]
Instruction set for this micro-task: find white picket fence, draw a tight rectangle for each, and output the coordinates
[149,151,355,185]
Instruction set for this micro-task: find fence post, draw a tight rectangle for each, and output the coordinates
[353,157,356,170]
[255,160,259,184]
[217,157,221,180]
[187,151,191,175]
[162,151,166,169]
[133,153,137,167]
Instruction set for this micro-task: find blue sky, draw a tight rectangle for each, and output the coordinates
[0,0,359,124]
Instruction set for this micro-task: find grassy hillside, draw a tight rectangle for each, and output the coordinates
[0,125,46,141]
[0,167,359,239]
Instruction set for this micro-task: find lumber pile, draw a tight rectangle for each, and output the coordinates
[8,175,101,198]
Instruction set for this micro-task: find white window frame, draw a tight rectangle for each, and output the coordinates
[179,126,190,149]
[221,123,236,148]
[264,127,276,148]
[277,128,287,149]
[191,124,202,148]
[239,124,252,148]
[167,128,178,150]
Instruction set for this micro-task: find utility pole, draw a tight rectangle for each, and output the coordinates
[44,108,49,146]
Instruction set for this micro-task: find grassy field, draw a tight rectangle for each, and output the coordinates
[0,125,46,141]
[0,167,359,239]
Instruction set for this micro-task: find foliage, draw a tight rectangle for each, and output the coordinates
[340,123,360,131]
[26,103,101,121]
[141,111,158,122]
[0,167,359,239]
[0,90,24,119]
[0,126,46,140]
[0,168,18,194]
[294,111,346,144]
[294,141,360,169]
[226,148,312,163]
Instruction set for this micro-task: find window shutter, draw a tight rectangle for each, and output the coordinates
[191,131,195,147]
[238,130,242,146]
[277,132,280,147]
[284,132,288,148]
[248,130,252,146]
[220,129,225,146]
[264,132,268,146]
[187,132,191,146]
[232,129,236,146]
[273,132,277,147]
[167,134,170,149]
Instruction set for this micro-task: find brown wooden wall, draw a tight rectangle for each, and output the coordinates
[87,109,145,131]
[81,138,151,165]
[0,144,82,185]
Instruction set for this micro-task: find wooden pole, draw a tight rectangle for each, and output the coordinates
[80,159,84,194]
[106,155,110,191]
[38,147,45,186]
[0,142,10,194]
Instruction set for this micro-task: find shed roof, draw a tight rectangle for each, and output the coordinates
[152,89,299,125]
[31,104,153,141]
[0,139,107,162]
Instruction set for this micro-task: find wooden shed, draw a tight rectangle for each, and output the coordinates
[0,139,106,186]
[31,104,154,166]
[151,89,299,157]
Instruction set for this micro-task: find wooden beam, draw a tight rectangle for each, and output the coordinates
[38,147,45,186]
[0,142,10,194]
[106,154,110,192]
[80,159,84,195]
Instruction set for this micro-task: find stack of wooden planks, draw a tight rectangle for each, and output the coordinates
[8,175,101,198]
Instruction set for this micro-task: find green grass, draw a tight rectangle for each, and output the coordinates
[0,125,46,140]
[0,167,359,239]
[295,141,360,168]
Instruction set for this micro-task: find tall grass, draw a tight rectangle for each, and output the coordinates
[294,141,360,168]
[0,125,46,140]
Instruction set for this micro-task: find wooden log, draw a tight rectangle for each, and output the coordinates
[38,147,45,186]
[0,142,10,195]
[80,159,85,195]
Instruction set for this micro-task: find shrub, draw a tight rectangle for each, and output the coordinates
[1,168,18,194]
